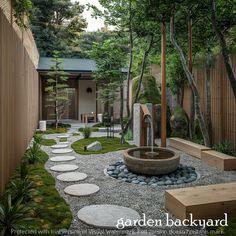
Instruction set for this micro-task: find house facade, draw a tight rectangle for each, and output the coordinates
[38,57,128,122]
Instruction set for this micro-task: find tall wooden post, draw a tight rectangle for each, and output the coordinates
[188,10,194,139]
[161,21,167,147]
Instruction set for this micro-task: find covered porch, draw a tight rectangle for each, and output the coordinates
[38,57,101,122]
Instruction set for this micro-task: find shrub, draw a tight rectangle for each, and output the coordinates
[47,123,71,129]
[25,142,41,164]
[214,141,236,157]
[33,134,43,145]
[0,194,32,236]
[125,129,133,141]
[8,179,34,203]
[20,161,29,180]
[81,127,92,139]
[79,127,99,133]
[170,106,189,138]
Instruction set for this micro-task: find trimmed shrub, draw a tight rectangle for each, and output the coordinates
[170,106,189,138]
[81,127,92,139]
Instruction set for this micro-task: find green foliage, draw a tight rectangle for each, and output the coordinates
[132,74,161,104]
[72,132,80,136]
[13,0,32,28]
[124,129,133,141]
[25,142,41,164]
[40,138,56,146]
[214,141,236,157]
[47,123,71,129]
[59,138,67,142]
[0,194,32,236]
[19,161,29,180]
[0,146,72,234]
[166,53,187,95]
[45,52,70,128]
[71,137,135,155]
[34,133,43,145]
[8,179,34,204]
[35,128,67,135]
[31,0,87,56]
[79,127,99,132]
[170,106,189,138]
[81,127,92,139]
[90,38,126,108]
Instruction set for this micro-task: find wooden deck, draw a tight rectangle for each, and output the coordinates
[202,150,236,171]
[165,182,236,220]
[169,138,211,159]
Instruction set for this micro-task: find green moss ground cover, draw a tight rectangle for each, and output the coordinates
[2,151,72,235]
[71,137,135,155]
[59,137,67,142]
[41,138,56,146]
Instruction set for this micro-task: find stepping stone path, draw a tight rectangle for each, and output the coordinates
[57,172,87,182]
[77,205,140,229]
[57,135,70,139]
[50,164,78,172]
[64,183,99,196]
[52,148,73,154]
[51,144,69,149]
[50,156,75,162]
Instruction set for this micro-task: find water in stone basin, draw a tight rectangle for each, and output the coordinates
[130,149,174,160]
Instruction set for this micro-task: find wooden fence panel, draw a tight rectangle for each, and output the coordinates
[183,54,236,149]
[0,9,39,194]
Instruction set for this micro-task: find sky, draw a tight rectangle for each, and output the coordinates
[72,0,105,32]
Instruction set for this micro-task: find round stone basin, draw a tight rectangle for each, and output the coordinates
[123,147,180,175]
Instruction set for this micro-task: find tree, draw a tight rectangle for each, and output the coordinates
[210,0,236,99]
[31,0,87,56]
[170,15,211,147]
[90,39,127,142]
[45,52,70,128]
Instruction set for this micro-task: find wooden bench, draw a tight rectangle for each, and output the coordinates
[169,138,211,159]
[202,150,236,171]
[165,182,236,220]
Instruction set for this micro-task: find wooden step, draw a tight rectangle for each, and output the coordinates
[169,138,211,159]
[165,182,236,220]
[202,150,236,171]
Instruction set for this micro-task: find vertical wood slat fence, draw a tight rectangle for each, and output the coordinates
[183,54,236,149]
[0,7,39,194]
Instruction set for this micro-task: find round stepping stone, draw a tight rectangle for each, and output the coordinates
[50,164,78,172]
[77,205,140,229]
[57,172,87,182]
[51,144,69,149]
[52,148,73,154]
[57,135,70,139]
[58,142,70,145]
[64,184,99,196]
[50,156,75,162]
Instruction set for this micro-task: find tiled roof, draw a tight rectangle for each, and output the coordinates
[38,57,97,72]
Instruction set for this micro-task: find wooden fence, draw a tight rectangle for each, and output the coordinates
[0,7,39,194]
[183,54,236,149]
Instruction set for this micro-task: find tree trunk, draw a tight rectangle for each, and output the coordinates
[123,35,154,134]
[210,0,236,99]
[170,16,211,147]
[126,0,133,118]
[205,53,213,146]
[188,10,195,140]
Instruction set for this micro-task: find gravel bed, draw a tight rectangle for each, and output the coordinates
[41,131,236,236]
